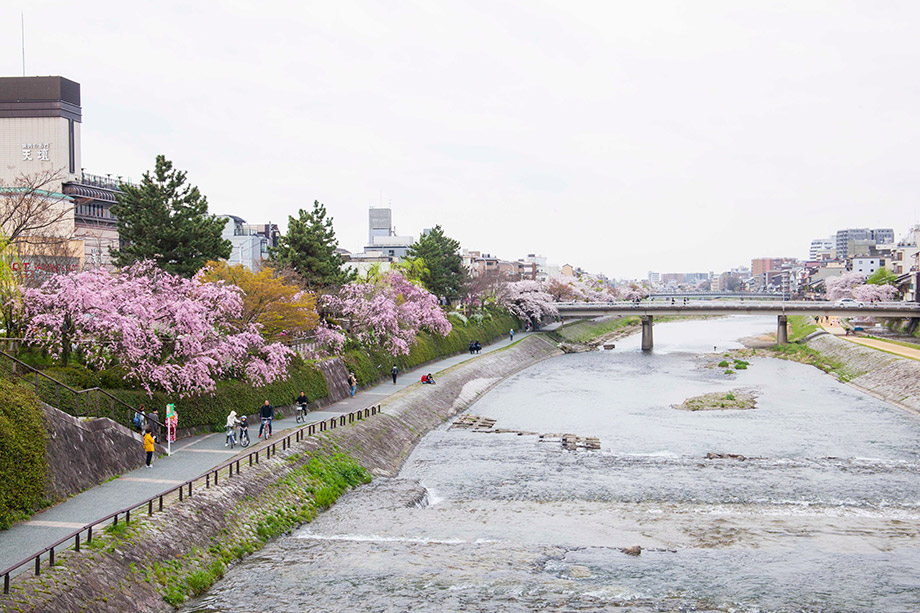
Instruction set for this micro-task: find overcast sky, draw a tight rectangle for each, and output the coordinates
[4,1,919,279]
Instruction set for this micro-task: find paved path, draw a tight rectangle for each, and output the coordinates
[819,318,920,361]
[0,331,530,576]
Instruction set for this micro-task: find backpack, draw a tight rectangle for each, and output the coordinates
[132,412,142,428]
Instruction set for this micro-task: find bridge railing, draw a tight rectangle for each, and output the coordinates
[0,403,383,594]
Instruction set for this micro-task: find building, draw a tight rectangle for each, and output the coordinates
[835,228,894,260]
[0,75,135,275]
[852,256,886,276]
[219,215,278,270]
[809,237,835,261]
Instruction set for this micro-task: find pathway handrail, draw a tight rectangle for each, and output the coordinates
[0,349,163,429]
[1,402,383,594]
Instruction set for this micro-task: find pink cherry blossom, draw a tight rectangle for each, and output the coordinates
[23,261,293,397]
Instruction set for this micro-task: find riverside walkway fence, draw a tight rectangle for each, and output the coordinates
[0,403,383,594]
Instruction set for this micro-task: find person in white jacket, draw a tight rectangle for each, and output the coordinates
[225,410,239,446]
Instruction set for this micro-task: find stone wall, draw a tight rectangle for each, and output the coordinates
[807,335,920,414]
[3,335,563,612]
[41,404,167,503]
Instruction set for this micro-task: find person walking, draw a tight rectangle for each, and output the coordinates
[258,400,274,438]
[143,426,155,468]
[391,364,399,384]
[147,407,160,444]
[348,372,357,397]
[509,328,515,342]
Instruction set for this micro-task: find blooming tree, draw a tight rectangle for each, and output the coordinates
[496,280,558,326]
[825,272,867,300]
[320,271,451,355]
[618,282,650,301]
[23,261,293,396]
[852,283,897,303]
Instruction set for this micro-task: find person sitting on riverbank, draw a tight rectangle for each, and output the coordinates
[421,373,435,384]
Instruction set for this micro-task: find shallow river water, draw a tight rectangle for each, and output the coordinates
[185,317,920,612]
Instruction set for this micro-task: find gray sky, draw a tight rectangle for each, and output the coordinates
[4,1,919,279]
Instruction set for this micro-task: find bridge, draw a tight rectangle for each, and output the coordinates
[554,301,920,350]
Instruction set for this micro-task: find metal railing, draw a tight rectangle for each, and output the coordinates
[0,402,383,594]
[76,172,137,191]
[0,348,161,430]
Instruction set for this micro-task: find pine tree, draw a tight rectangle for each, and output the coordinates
[110,155,231,277]
[270,200,353,289]
[407,225,467,301]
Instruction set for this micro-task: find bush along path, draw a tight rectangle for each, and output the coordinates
[0,329,531,588]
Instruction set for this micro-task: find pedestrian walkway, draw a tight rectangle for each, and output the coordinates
[0,331,530,575]
[819,319,920,361]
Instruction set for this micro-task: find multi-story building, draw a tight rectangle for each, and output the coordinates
[1,75,137,275]
[219,216,279,270]
[809,237,835,261]
[852,256,886,276]
[835,228,894,260]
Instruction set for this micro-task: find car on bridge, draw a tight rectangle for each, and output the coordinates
[835,298,865,307]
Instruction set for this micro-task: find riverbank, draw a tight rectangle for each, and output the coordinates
[736,329,920,416]
[0,335,562,612]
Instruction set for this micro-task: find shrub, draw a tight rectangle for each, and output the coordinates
[0,379,47,529]
[717,360,729,367]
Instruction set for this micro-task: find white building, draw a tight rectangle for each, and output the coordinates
[220,215,271,270]
[852,256,886,276]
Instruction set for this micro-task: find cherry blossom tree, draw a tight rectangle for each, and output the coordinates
[22,261,293,396]
[825,272,867,301]
[852,283,897,303]
[496,280,558,327]
[320,271,451,355]
[618,282,650,301]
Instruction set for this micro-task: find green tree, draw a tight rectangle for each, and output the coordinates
[110,155,231,277]
[270,200,353,289]
[866,267,898,286]
[407,225,466,301]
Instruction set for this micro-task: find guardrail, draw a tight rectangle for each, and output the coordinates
[0,348,164,432]
[1,402,383,594]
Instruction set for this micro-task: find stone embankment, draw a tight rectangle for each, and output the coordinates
[805,334,920,414]
[1,335,562,612]
[42,404,167,503]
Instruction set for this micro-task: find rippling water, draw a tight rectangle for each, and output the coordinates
[185,317,920,612]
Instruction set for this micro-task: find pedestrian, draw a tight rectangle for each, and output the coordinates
[509,328,514,341]
[133,403,145,432]
[348,372,357,397]
[474,341,481,354]
[147,407,160,444]
[469,340,475,355]
[391,364,399,384]
[258,400,274,438]
[143,426,155,468]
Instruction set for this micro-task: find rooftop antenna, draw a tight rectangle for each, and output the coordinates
[21,12,26,76]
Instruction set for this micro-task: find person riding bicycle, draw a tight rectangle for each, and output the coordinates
[258,400,274,438]
[294,391,310,422]
[225,410,238,447]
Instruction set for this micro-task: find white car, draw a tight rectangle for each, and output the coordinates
[835,298,865,307]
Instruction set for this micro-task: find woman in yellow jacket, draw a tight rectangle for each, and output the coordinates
[144,426,155,468]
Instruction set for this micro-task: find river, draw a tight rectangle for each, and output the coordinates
[185,316,920,612]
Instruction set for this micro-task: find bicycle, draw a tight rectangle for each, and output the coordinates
[225,424,236,449]
[295,402,308,423]
[238,416,250,448]
[259,417,272,439]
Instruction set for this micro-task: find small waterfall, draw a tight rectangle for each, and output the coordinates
[317,358,352,403]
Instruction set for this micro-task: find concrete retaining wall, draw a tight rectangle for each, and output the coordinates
[807,335,920,414]
[42,404,167,503]
[3,335,563,612]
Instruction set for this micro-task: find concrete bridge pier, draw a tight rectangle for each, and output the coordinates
[777,315,788,344]
[641,315,654,351]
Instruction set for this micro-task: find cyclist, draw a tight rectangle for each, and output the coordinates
[294,391,310,422]
[238,414,250,447]
[258,400,274,439]
[225,410,238,447]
